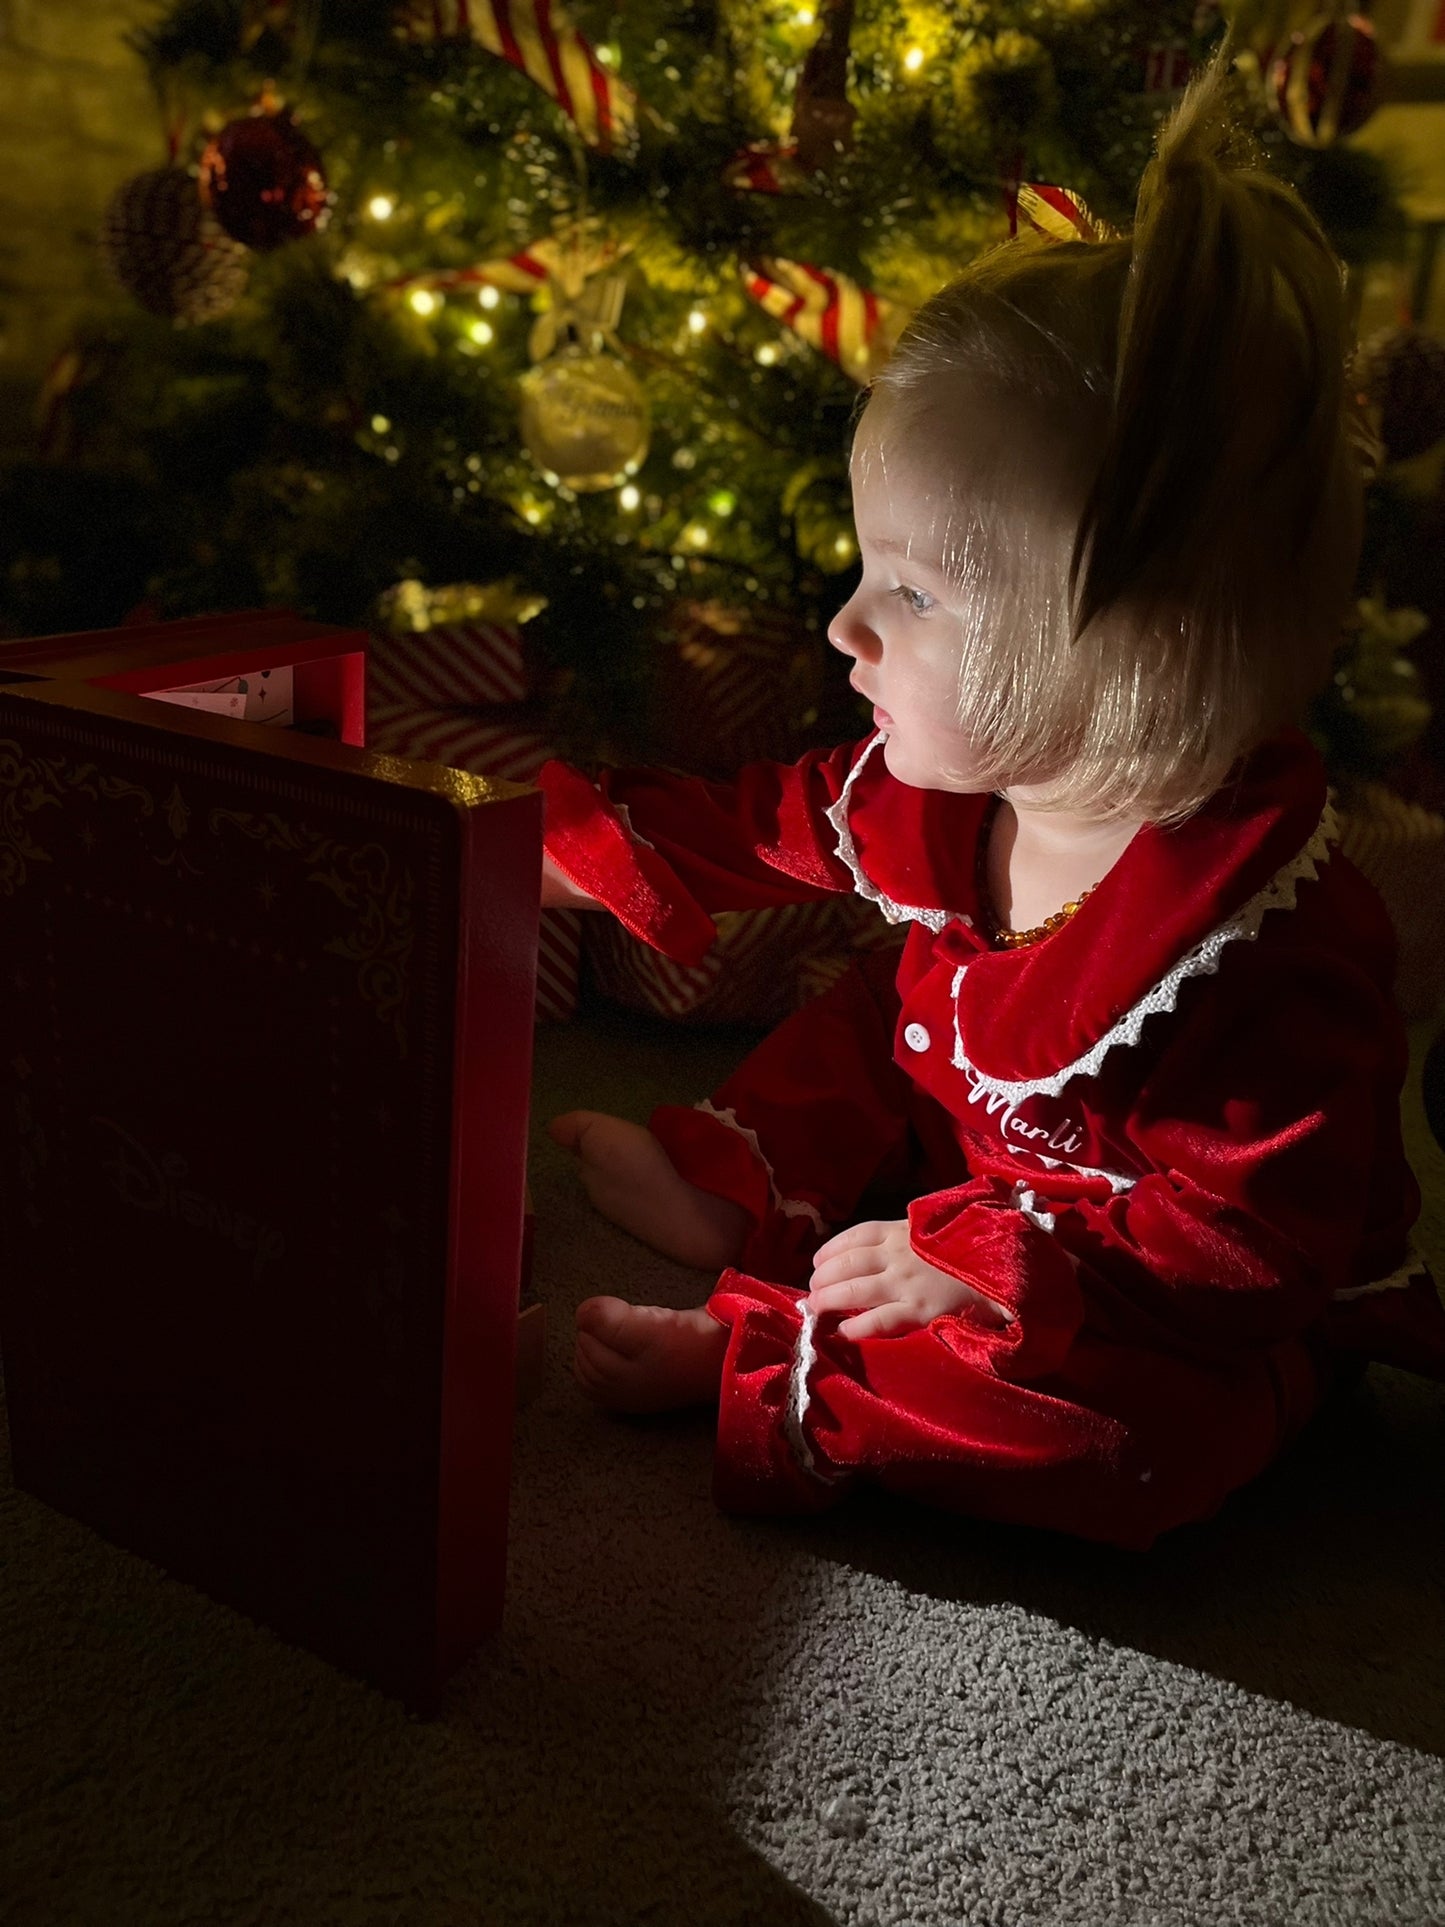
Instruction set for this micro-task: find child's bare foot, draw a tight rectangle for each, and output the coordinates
[574,1297,729,1412]
[548,1111,750,1269]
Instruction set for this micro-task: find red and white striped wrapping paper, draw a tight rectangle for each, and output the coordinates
[794,920,907,1010]
[794,946,855,1008]
[367,700,581,1022]
[369,621,531,711]
[585,896,894,1027]
[648,601,821,777]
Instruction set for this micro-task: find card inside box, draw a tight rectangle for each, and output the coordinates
[0,617,541,1709]
[0,608,366,746]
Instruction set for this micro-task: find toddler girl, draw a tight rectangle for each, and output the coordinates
[536,53,1445,1549]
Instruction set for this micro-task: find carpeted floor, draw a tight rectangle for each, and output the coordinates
[4,1001,1443,1927]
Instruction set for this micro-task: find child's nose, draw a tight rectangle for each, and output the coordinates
[828,601,881,664]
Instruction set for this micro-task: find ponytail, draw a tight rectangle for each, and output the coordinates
[1070,42,1358,651]
[864,40,1365,823]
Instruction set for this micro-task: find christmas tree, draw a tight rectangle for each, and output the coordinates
[3,0,1441,775]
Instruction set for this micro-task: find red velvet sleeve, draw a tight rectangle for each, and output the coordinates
[907,944,1414,1373]
[537,739,867,965]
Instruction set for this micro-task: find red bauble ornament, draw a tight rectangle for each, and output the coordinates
[198,106,332,251]
[1357,327,1445,464]
[1267,12,1380,147]
[100,166,250,323]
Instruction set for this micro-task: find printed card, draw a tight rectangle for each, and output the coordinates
[146,666,295,727]
[146,689,247,719]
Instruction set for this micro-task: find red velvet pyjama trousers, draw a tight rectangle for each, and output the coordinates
[648,954,1333,1551]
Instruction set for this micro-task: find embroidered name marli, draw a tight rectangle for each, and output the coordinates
[954,1054,1091,1155]
[1003,1109,1085,1155]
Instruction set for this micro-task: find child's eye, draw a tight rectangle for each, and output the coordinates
[889,584,935,616]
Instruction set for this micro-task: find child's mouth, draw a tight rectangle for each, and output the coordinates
[873,705,894,729]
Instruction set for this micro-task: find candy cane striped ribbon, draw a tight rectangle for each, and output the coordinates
[396,0,638,154]
[722,141,810,196]
[389,232,615,296]
[1014,182,1119,245]
[743,258,902,385]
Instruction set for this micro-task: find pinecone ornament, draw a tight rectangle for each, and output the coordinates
[100,166,250,323]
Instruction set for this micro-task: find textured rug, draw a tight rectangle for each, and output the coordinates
[3,1002,1443,1927]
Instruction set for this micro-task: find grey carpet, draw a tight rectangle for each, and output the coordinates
[4,1000,1443,1927]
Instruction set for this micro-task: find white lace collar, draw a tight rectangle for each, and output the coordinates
[822,733,964,935]
[950,800,1341,1102]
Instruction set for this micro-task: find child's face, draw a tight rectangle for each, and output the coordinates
[828,402,989,793]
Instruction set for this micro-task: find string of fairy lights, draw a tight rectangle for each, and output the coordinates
[335,166,864,570]
[88,0,1243,638]
[285,0,964,575]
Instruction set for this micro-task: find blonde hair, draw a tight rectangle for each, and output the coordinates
[864,44,1364,824]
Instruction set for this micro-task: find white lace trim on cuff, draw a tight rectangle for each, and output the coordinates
[950,801,1341,1104]
[694,1100,826,1233]
[1010,1180,1057,1233]
[823,733,964,934]
[1006,1144,1139,1192]
[784,1300,841,1482]
[1333,1243,1431,1301]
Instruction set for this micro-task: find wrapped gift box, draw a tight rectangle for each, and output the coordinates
[1338,781,1445,1019]
[0,613,542,1709]
[585,895,894,1027]
[369,619,532,711]
[644,600,823,777]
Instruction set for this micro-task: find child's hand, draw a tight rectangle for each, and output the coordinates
[808,1220,1013,1340]
[542,852,600,910]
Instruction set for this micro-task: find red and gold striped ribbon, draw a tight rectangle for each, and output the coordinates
[743,258,903,385]
[1014,182,1119,245]
[388,231,617,297]
[722,141,811,196]
[396,0,638,155]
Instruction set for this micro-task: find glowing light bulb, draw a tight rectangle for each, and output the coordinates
[682,521,710,549]
[903,46,926,72]
[478,284,501,309]
[687,308,707,335]
[619,484,641,511]
[708,489,737,517]
[754,342,781,366]
[370,414,391,434]
[409,289,438,316]
[523,502,544,525]
[794,6,816,22]
[470,319,494,345]
[833,533,857,560]
[368,195,395,220]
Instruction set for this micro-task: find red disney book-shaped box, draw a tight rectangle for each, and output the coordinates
[0,613,541,1710]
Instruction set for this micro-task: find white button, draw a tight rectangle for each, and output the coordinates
[903,1022,931,1053]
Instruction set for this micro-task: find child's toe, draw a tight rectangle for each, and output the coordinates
[574,1293,631,1342]
[546,1110,593,1151]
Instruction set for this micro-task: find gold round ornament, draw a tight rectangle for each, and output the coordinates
[518,348,650,491]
